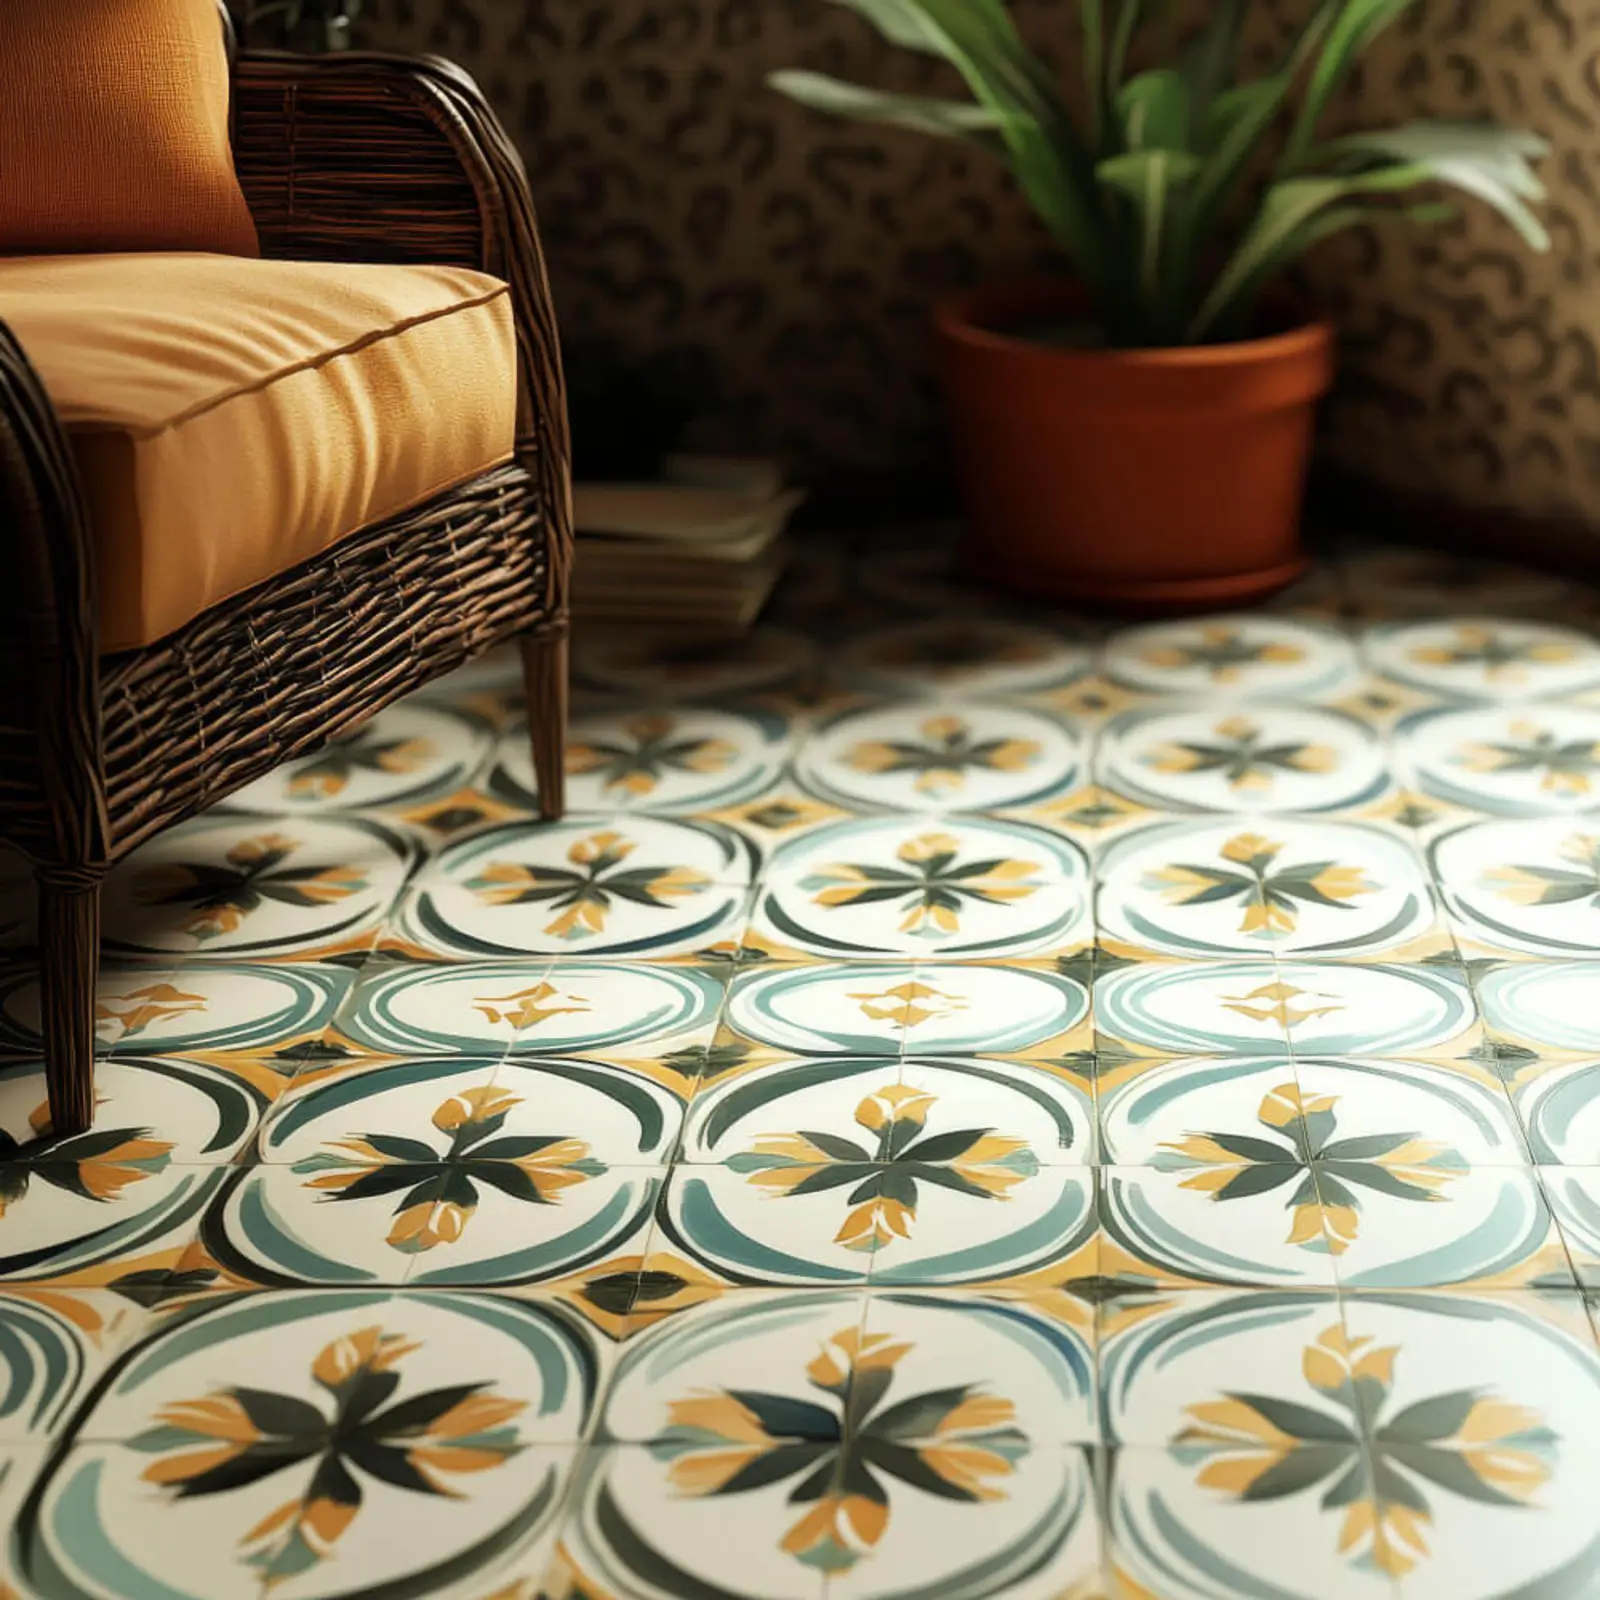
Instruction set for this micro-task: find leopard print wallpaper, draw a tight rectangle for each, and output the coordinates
[325,1,1600,526]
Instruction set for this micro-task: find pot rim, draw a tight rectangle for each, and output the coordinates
[934,277,1333,370]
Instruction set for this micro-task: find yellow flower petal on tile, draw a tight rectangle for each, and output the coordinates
[1460,1443,1549,1500]
[227,833,300,867]
[1239,898,1295,935]
[666,1444,768,1495]
[388,1199,472,1253]
[899,832,961,864]
[1459,1396,1544,1445]
[666,1392,771,1446]
[1148,744,1204,775]
[1484,865,1559,905]
[1221,832,1281,865]
[433,1086,520,1132]
[1286,1201,1328,1247]
[1560,832,1599,867]
[240,1497,301,1546]
[918,1441,1016,1499]
[1163,1133,1249,1169]
[989,738,1040,772]
[1176,1165,1245,1194]
[1182,1397,1295,1450]
[1258,1083,1310,1130]
[856,1083,935,1133]
[1307,864,1375,902]
[1215,715,1257,741]
[1195,1448,1289,1496]
[835,1196,913,1253]
[429,1393,528,1440]
[1259,642,1305,665]
[1350,1341,1396,1387]
[312,1325,418,1389]
[152,1394,262,1445]
[934,1394,1018,1435]
[1319,1203,1358,1254]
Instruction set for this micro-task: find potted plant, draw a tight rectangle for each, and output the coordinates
[771,0,1549,610]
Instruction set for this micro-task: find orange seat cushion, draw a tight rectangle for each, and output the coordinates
[0,0,258,258]
[0,253,518,650]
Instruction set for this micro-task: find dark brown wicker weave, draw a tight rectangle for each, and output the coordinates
[0,23,572,1135]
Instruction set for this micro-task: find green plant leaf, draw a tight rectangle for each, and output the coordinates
[1097,147,1202,303]
[1309,120,1551,249]
[1183,0,1249,126]
[1188,164,1430,340]
[817,0,947,54]
[1116,69,1192,152]
[767,71,1005,148]
[1081,0,1106,148]
[1280,0,1418,173]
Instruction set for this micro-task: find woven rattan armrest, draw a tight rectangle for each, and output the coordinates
[229,47,573,612]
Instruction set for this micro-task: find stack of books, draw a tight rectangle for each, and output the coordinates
[572,455,802,632]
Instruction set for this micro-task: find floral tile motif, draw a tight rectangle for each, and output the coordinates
[338,958,724,1063]
[1395,703,1600,816]
[726,960,1089,1058]
[1431,817,1600,957]
[388,818,757,959]
[1477,961,1600,1054]
[0,961,353,1063]
[1097,819,1438,960]
[831,618,1090,698]
[102,816,418,962]
[221,1059,670,1287]
[1336,1292,1600,1595]
[754,817,1091,961]
[577,1289,1097,1598]
[491,704,791,815]
[1101,615,1360,700]
[795,699,1083,812]
[20,1289,592,1598]
[1096,701,1391,814]
[1364,617,1600,701]
[1095,959,1476,1061]
[574,625,819,699]
[221,700,496,817]
[1108,1288,1600,1596]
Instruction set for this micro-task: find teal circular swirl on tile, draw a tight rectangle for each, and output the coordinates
[22,1289,590,1598]
[1397,704,1600,816]
[223,699,495,815]
[1098,818,1435,959]
[495,704,790,815]
[102,815,417,959]
[1366,617,1600,700]
[397,817,757,958]
[1544,1169,1600,1269]
[1517,1062,1600,1164]
[0,1295,107,1439]
[1108,1291,1600,1599]
[1432,818,1600,957]
[726,962,1087,1056]
[1103,615,1359,698]
[583,1290,1095,1598]
[795,698,1082,812]
[222,1056,669,1286]
[1478,961,1600,1051]
[1096,700,1389,814]
[758,816,1090,960]
[672,1056,1094,1286]
[341,961,722,1056]
[1098,959,1476,1059]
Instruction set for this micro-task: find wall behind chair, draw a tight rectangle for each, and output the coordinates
[349,1,1600,527]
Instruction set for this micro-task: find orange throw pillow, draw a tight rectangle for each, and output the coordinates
[0,0,258,257]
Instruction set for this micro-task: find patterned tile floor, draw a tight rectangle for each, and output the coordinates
[5,537,1600,1598]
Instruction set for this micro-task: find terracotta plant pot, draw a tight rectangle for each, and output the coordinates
[935,279,1335,613]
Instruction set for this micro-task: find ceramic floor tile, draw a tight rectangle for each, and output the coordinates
[386,816,758,960]
[1540,1166,1600,1285]
[1096,816,1442,963]
[1098,1163,1340,1289]
[795,696,1085,812]
[1318,1161,1570,1292]
[1515,1059,1600,1164]
[1095,698,1394,815]
[1336,1290,1600,1598]
[1108,1444,1399,1600]
[752,814,1093,962]
[45,549,1600,1597]
[102,813,419,963]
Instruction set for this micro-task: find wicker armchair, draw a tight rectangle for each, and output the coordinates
[0,35,572,1136]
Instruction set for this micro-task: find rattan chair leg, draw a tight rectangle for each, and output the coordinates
[37,875,101,1137]
[520,622,568,822]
